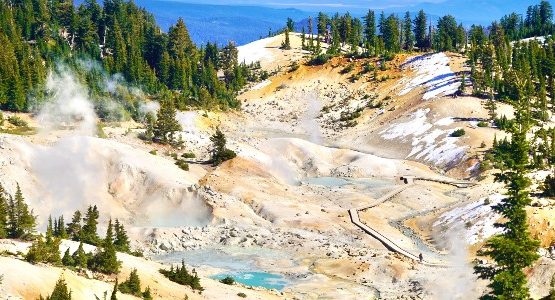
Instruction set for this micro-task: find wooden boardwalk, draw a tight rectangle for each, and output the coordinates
[348,176,473,266]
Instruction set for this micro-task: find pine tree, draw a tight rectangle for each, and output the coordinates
[26,233,61,265]
[62,248,74,266]
[111,278,118,300]
[413,10,428,51]
[57,216,67,239]
[458,73,466,95]
[281,28,291,50]
[114,219,130,253]
[286,17,294,31]
[403,12,414,51]
[0,184,8,238]
[210,128,236,166]
[81,205,99,245]
[44,277,72,300]
[72,242,89,269]
[90,218,121,274]
[382,14,401,53]
[142,286,153,300]
[364,10,376,54]
[153,97,182,145]
[475,91,540,299]
[301,27,306,50]
[119,268,141,296]
[66,210,81,241]
[317,12,328,39]
[7,184,35,239]
[221,41,239,88]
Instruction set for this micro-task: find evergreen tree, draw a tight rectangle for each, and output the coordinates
[363,10,376,47]
[0,184,8,238]
[7,184,36,239]
[114,219,130,253]
[382,14,401,53]
[159,260,203,291]
[281,28,291,50]
[111,278,118,300]
[301,27,306,49]
[90,218,121,274]
[25,234,61,265]
[475,91,540,299]
[42,277,72,300]
[66,210,82,241]
[403,12,414,51]
[317,12,328,39]
[153,98,182,145]
[119,268,142,296]
[62,248,74,266]
[72,242,89,269]
[143,112,155,142]
[142,286,153,300]
[413,10,428,51]
[210,128,236,166]
[286,17,294,32]
[435,15,460,51]
[57,216,67,239]
[81,205,99,245]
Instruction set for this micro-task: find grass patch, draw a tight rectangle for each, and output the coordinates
[7,115,27,127]
[96,122,108,138]
[0,126,36,135]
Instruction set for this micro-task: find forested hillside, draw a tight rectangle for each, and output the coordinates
[0,0,257,114]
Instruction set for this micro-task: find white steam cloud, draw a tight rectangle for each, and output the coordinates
[23,67,212,229]
[300,91,323,145]
[426,225,480,299]
[37,70,97,135]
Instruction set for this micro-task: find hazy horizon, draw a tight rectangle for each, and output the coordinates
[148,0,546,25]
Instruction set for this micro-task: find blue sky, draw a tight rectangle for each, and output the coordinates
[169,0,546,24]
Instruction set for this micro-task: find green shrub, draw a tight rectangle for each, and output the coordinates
[159,261,203,291]
[289,62,299,72]
[149,150,157,155]
[220,276,235,285]
[450,129,466,137]
[175,159,189,171]
[259,71,269,81]
[340,63,354,74]
[308,54,330,66]
[7,115,27,127]
[0,112,4,126]
[182,152,196,159]
[362,63,375,73]
[494,115,513,130]
[477,121,488,127]
[541,175,555,197]
[237,292,247,298]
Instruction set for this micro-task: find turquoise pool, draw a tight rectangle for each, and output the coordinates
[211,272,288,291]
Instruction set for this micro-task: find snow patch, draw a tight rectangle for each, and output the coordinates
[380,109,467,166]
[435,117,454,126]
[238,36,276,65]
[434,194,504,244]
[251,79,272,90]
[399,53,460,100]
[381,109,432,140]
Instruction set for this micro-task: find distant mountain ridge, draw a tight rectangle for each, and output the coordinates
[132,1,311,46]
[75,0,543,46]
